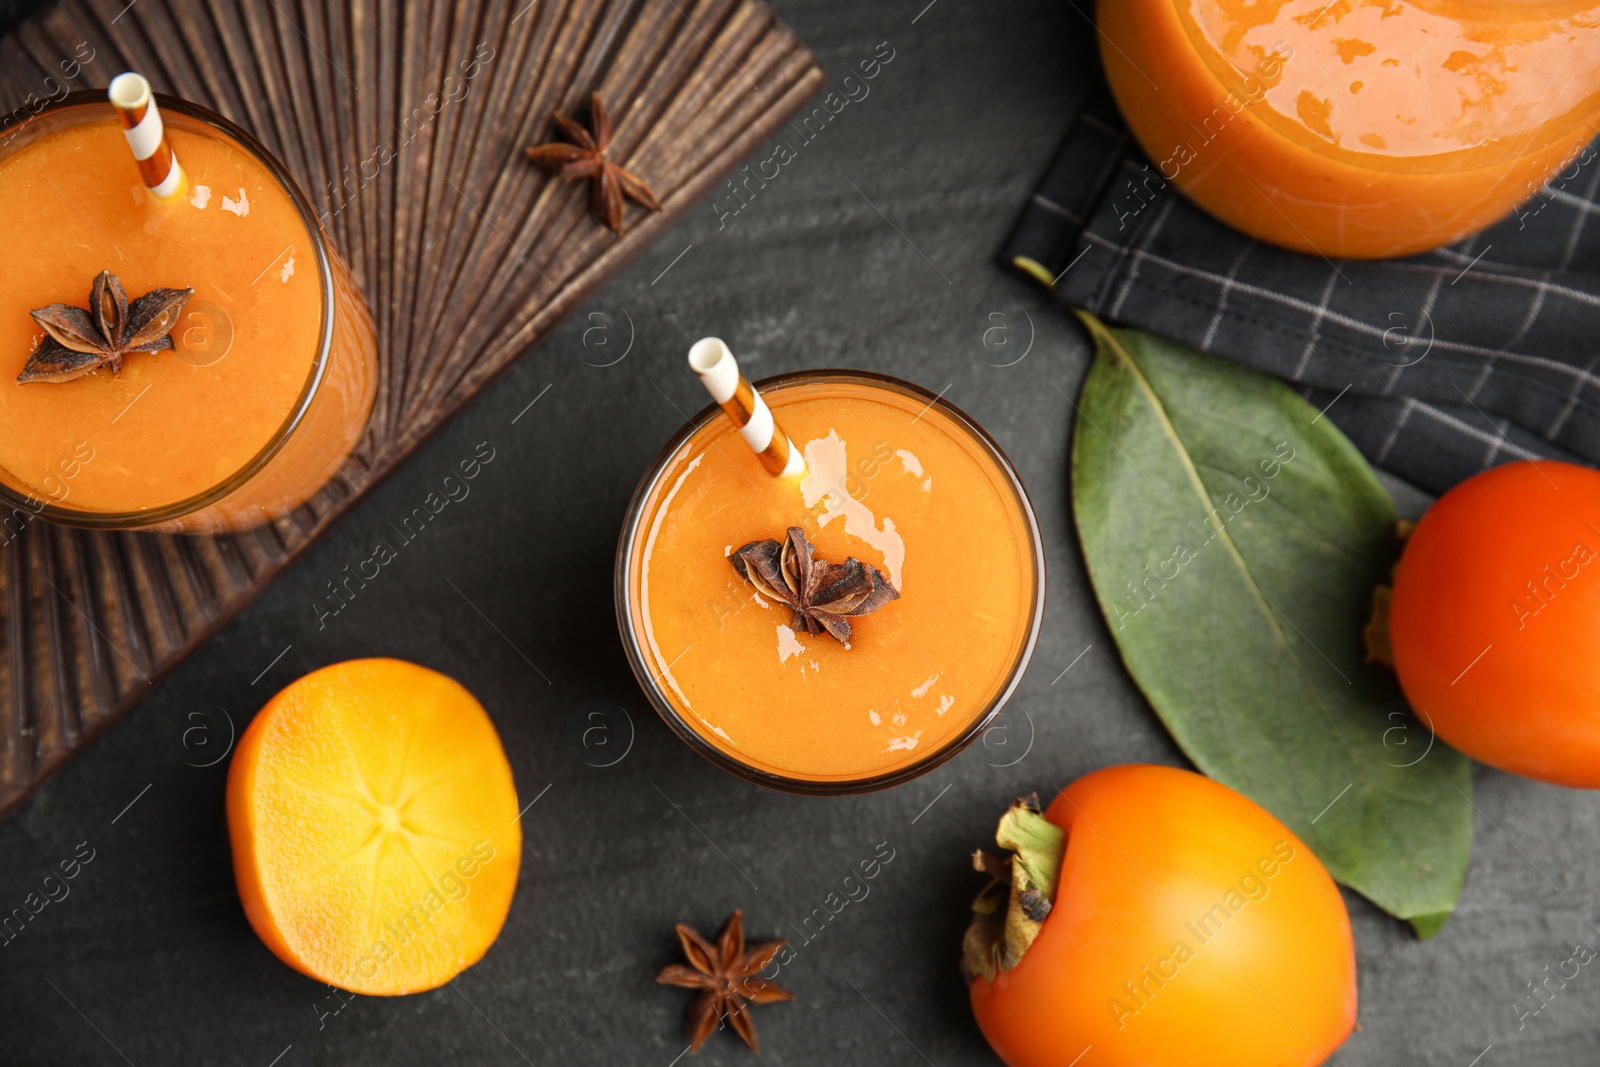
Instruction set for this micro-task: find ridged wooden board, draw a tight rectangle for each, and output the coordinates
[0,0,823,816]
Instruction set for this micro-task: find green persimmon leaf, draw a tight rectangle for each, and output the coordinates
[1069,311,1471,936]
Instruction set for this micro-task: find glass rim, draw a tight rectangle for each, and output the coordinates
[0,89,337,529]
[613,368,1048,796]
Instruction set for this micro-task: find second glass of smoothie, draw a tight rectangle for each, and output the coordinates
[617,370,1045,794]
[0,92,376,533]
[1099,0,1600,257]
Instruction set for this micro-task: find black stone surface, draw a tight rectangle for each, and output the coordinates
[2,2,1595,1064]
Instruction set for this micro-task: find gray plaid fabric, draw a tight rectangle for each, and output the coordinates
[1003,86,1600,495]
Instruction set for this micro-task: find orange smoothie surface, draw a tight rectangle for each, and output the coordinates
[630,380,1039,784]
[0,118,322,513]
[1184,0,1600,162]
[1101,0,1600,256]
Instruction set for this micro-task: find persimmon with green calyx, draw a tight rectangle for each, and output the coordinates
[1387,459,1600,788]
[227,658,522,995]
[965,765,1356,1067]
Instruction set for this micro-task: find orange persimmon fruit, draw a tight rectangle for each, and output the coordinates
[227,658,522,995]
[1389,459,1600,788]
[966,765,1356,1067]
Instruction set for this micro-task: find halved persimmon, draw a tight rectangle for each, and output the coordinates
[227,658,521,995]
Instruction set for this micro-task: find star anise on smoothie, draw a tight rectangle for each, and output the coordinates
[19,270,193,384]
[730,527,900,646]
[656,910,793,1054]
[525,93,661,235]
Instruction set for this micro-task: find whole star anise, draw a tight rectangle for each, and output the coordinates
[19,270,193,384]
[656,910,793,1054]
[525,93,662,235]
[730,527,900,646]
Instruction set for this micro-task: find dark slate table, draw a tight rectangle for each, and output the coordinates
[3,2,1593,1064]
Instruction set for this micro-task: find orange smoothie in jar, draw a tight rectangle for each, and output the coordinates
[618,372,1044,793]
[0,98,375,531]
[1099,0,1600,258]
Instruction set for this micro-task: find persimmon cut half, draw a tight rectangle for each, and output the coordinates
[227,658,521,995]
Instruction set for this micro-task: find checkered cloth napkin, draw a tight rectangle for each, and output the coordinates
[1002,85,1600,495]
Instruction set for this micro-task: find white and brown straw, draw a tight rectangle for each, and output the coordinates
[108,72,186,200]
[688,338,806,478]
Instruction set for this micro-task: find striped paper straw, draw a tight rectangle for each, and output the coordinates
[108,73,186,201]
[688,338,806,478]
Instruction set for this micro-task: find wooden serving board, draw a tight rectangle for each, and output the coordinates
[0,0,823,816]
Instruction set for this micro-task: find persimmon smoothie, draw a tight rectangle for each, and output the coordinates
[620,373,1043,789]
[1099,0,1600,257]
[0,102,375,529]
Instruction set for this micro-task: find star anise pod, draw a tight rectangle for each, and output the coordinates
[525,93,662,235]
[730,527,900,646]
[19,270,193,384]
[656,910,793,1054]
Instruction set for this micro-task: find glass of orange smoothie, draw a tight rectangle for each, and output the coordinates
[0,91,376,533]
[616,371,1045,794]
[1099,0,1600,258]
